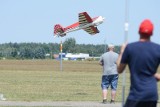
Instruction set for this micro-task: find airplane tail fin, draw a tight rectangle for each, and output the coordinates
[54,24,66,37]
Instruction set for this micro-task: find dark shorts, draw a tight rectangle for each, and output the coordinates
[124,99,157,107]
[101,74,118,90]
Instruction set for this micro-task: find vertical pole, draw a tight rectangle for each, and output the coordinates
[60,41,63,71]
[122,0,129,107]
[104,39,106,53]
[50,51,52,59]
[122,69,126,107]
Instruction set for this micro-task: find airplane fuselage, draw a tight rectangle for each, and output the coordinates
[61,16,104,35]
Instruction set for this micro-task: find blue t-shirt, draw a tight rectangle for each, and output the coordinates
[121,41,160,101]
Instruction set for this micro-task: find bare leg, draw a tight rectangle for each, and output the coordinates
[111,90,116,100]
[102,89,108,100]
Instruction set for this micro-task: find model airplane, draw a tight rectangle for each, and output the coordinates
[54,12,105,37]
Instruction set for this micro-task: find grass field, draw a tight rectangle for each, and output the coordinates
[0,60,159,102]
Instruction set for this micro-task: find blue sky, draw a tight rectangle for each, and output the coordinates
[0,0,160,45]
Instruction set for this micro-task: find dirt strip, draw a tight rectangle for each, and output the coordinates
[0,101,123,107]
[0,101,159,107]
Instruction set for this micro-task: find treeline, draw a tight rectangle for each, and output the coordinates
[0,38,120,59]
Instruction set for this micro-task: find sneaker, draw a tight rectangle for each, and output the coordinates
[102,99,107,104]
[110,100,115,104]
[0,94,6,101]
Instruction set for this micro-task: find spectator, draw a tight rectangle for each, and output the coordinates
[117,19,160,107]
[99,44,119,104]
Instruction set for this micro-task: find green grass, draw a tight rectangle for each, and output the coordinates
[0,60,159,102]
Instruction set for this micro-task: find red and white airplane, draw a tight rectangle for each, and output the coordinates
[54,12,105,37]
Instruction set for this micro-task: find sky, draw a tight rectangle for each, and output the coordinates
[0,0,160,45]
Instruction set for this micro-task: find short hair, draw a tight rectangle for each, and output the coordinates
[108,44,114,49]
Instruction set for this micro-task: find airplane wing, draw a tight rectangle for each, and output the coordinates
[79,12,99,35]
[79,12,93,25]
[83,26,99,35]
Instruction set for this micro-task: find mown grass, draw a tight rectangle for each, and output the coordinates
[0,60,159,102]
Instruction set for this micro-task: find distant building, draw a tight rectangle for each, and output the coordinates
[59,53,66,59]
[54,53,90,60]
[45,53,50,57]
[65,53,89,60]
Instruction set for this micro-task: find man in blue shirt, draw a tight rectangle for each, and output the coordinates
[117,19,160,107]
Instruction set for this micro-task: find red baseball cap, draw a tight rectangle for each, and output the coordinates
[139,19,154,36]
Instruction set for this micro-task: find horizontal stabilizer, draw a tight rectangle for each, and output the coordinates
[54,24,66,37]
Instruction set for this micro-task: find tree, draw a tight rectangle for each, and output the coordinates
[0,42,120,59]
[34,47,45,59]
[63,38,76,53]
[19,46,33,59]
